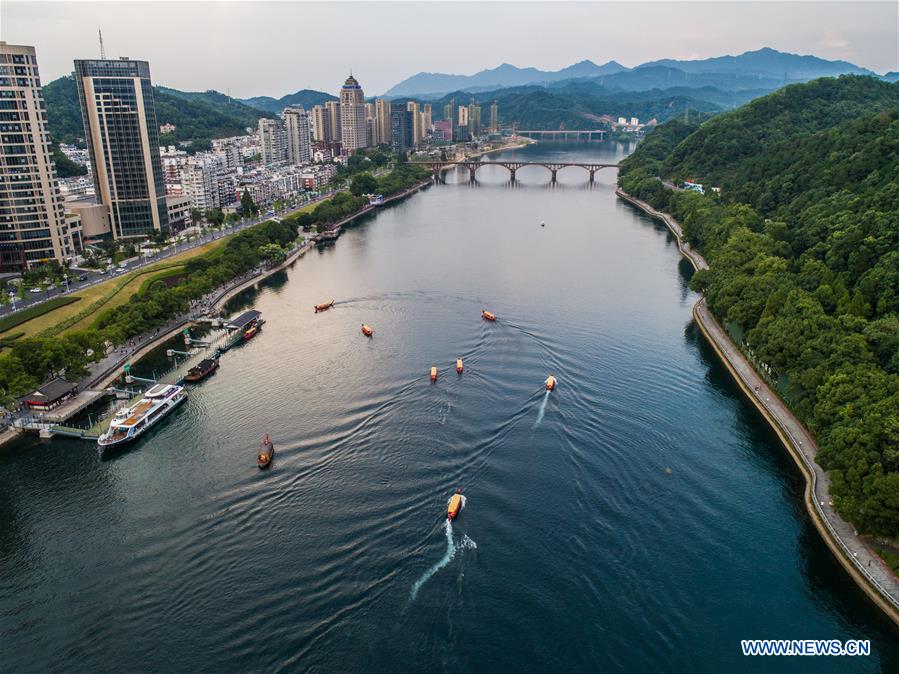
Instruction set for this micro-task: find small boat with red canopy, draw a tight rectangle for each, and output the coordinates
[482,310,497,321]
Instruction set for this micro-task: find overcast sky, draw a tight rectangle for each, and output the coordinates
[3,1,897,97]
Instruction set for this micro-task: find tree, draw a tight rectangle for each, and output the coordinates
[240,189,258,216]
[350,173,378,196]
[258,243,286,265]
[190,208,203,224]
[205,208,225,226]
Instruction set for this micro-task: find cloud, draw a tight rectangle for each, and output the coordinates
[817,31,854,59]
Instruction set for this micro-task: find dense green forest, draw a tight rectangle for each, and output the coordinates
[619,76,899,538]
[43,77,272,148]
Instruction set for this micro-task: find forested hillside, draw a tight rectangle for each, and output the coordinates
[619,76,899,537]
[44,77,272,149]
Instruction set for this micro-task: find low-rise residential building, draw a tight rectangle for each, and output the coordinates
[166,195,192,231]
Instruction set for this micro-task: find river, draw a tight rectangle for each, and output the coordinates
[1,142,897,672]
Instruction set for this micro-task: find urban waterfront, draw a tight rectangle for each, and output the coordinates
[1,142,897,671]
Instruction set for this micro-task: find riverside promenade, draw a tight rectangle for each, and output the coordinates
[617,188,899,625]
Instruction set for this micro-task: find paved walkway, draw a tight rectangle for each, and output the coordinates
[618,188,899,622]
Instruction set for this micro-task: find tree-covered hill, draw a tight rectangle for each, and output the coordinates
[659,75,899,183]
[430,86,721,128]
[240,89,337,115]
[43,76,274,149]
[619,76,899,538]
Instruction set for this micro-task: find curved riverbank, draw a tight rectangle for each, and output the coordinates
[617,187,899,626]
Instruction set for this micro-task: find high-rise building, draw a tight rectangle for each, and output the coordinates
[406,101,421,145]
[468,103,482,137]
[283,106,312,165]
[324,100,341,143]
[311,105,330,143]
[363,102,379,146]
[0,42,75,270]
[443,99,455,124]
[74,56,169,239]
[258,118,287,165]
[422,103,432,133]
[375,99,391,147]
[339,74,367,152]
[389,103,412,154]
[489,100,499,132]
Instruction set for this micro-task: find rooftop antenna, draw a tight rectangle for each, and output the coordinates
[98,27,106,59]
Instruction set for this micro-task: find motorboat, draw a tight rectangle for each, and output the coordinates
[447,489,464,520]
[430,366,438,382]
[546,375,556,391]
[456,358,463,374]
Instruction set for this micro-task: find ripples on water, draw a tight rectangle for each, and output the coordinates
[1,143,897,672]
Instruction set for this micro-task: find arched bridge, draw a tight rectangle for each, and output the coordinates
[412,160,619,183]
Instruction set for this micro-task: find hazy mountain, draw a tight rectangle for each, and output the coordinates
[241,89,338,114]
[638,47,875,80]
[384,48,875,99]
[883,72,899,83]
[383,60,627,97]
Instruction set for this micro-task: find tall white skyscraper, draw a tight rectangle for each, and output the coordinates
[283,106,312,165]
[339,74,367,152]
[0,42,74,269]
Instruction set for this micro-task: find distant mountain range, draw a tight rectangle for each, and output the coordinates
[383,60,627,97]
[240,89,337,115]
[383,48,882,98]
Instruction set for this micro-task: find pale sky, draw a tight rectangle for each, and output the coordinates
[2,1,897,98]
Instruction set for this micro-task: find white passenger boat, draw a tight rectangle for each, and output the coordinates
[98,384,187,448]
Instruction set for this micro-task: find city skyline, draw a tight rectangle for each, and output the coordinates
[3,1,897,97]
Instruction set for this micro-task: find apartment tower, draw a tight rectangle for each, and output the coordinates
[283,106,312,165]
[0,42,74,270]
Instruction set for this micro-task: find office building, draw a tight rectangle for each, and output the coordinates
[489,100,499,132]
[339,74,367,152]
[283,106,312,165]
[74,56,169,239]
[375,99,391,148]
[259,118,287,165]
[325,100,341,143]
[443,99,455,124]
[0,42,75,269]
[389,103,412,153]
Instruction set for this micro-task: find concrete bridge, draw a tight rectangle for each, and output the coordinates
[412,160,619,183]
[515,129,606,141]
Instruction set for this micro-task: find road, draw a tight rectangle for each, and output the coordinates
[0,189,341,320]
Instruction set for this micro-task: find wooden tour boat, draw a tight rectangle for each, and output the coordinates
[361,324,374,337]
[314,299,335,313]
[257,434,275,469]
[482,310,497,321]
[185,357,219,382]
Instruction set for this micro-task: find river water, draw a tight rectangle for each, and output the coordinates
[1,142,897,672]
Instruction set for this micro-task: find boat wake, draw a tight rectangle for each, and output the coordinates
[410,516,476,601]
[533,390,550,428]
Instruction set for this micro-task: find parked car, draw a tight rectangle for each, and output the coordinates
[77,274,87,282]
[29,287,42,294]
